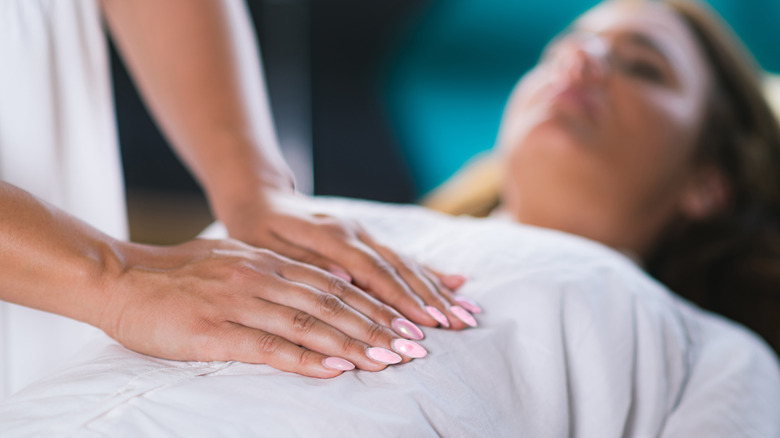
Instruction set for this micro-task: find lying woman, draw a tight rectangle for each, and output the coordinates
[425,0,780,355]
[1,0,779,436]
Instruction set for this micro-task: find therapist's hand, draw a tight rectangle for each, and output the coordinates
[99,0,476,329]
[98,238,428,378]
[219,191,478,331]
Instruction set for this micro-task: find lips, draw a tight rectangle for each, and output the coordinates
[550,85,598,122]
[549,85,600,123]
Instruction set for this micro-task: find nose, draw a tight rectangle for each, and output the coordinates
[556,34,609,84]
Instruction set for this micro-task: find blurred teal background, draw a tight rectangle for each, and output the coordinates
[384,0,780,197]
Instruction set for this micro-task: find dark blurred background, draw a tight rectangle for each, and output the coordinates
[114,0,780,244]
[116,0,427,243]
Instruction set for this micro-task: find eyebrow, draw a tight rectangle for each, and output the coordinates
[625,31,670,60]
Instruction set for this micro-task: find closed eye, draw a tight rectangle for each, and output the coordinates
[619,57,667,83]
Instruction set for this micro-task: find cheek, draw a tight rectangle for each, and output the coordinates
[610,85,703,193]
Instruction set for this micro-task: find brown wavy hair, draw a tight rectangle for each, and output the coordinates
[422,0,780,353]
[645,0,780,353]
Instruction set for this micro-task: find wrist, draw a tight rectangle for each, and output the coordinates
[197,132,296,202]
[79,238,133,332]
[89,240,182,338]
[210,183,302,238]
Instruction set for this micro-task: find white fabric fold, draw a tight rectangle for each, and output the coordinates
[0,198,777,437]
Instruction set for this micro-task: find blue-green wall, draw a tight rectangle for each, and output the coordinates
[384,0,780,196]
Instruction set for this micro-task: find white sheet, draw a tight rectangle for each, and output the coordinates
[1,198,778,437]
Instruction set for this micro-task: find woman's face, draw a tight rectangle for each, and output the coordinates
[498,0,714,256]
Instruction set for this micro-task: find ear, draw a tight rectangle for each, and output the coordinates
[677,165,732,220]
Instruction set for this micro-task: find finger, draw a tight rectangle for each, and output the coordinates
[359,231,481,329]
[420,267,452,295]
[258,232,346,277]
[216,323,349,378]
[365,239,475,330]
[279,261,426,341]
[427,268,468,291]
[275,219,439,327]
[238,277,419,365]
[423,268,482,314]
[336,239,440,327]
[233,300,397,370]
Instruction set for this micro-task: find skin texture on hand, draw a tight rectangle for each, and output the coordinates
[219,192,475,331]
[99,0,477,353]
[100,238,423,377]
[0,182,429,378]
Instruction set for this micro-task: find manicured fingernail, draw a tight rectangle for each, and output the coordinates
[425,306,450,328]
[328,268,352,283]
[454,296,482,314]
[392,339,427,359]
[443,274,467,289]
[322,357,355,371]
[450,305,478,327]
[366,347,402,364]
[392,318,424,340]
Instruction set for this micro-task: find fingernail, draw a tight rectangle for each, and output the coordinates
[450,305,478,327]
[443,274,468,289]
[392,318,424,340]
[392,339,427,359]
[425,306,450,328]
[454,296,482,314]
[322,357,355,371]
[328,268,352,283]
[366,347,402,364]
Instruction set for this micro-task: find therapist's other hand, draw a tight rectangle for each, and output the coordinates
[98,238,426,378]
[220,192,478,330]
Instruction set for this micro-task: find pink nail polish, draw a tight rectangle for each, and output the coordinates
[425,306,450,328]
[366,347,402,364]
[392,339,427,359]
[450,305,478,327]
[454,296,483,314]
[392,318,424,340]
[329,269,352,283]
[322,357,355,371]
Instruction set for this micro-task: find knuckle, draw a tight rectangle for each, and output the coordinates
[328,276,348,297]
[253,248,289,266]
[176,319,221,358]
[274,260,294,279]
[317,293,345,316]
[313,216,352,237]
[227,260,259,282]
[322,222,348,239]
[295,349,311,369]
[340,336,361,356]
[254,247,282,263]
[364,322,387,345]
[255,333,283,355]
[291,310,318,334]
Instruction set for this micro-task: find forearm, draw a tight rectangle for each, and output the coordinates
[0,183,427,375]
[0,182,123,328]
[100,0,294,223]
[99,0,477,332]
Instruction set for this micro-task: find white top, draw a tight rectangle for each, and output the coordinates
[0,197,778,437]
[0,0,127,398]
